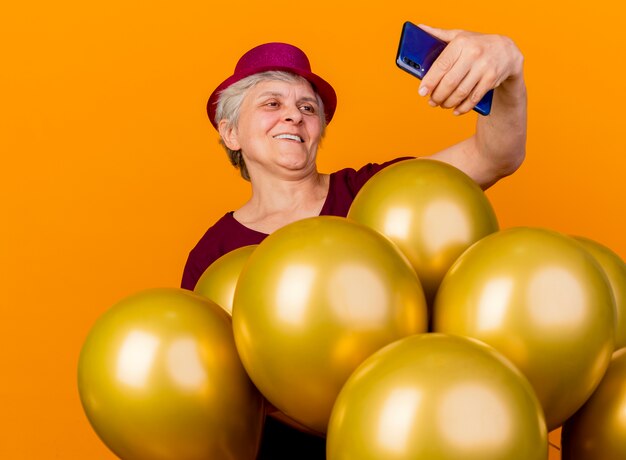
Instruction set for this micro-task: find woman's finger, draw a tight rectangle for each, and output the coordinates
[429,49,477,108]
[420,38,465,100]
[452,74,496,115]
[417,24,463,43]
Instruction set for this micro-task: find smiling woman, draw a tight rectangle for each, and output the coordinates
[220,77,324,181]
[215,70,327,181]
[181,34,528,458]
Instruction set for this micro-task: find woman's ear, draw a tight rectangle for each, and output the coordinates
[218,120,241,151]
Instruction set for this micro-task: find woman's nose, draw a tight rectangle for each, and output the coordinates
[283,105,303,123]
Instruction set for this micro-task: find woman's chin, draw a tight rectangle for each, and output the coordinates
[277,154,315,172]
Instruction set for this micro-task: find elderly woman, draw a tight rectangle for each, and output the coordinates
[182,24,526,458]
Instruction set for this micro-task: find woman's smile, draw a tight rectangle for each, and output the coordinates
[273,133,305,143]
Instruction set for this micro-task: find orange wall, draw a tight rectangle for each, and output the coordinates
[1,1,623,458]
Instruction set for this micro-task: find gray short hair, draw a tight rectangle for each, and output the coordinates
[215,71,327,181]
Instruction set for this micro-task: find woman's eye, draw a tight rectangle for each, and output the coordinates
[300,105,315,113]
[265,101,279,108]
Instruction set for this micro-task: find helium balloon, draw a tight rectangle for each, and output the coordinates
[348,158,498,304]
[78,288,264,460]
[327,333,548,460]
[433,227,615,430]
[561,348,626,459]
[194,245,257,314]
[232,216,427,434]
[193,245,321,435]
[574,236,626,349]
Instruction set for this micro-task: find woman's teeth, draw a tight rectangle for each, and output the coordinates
[274,134,303,142]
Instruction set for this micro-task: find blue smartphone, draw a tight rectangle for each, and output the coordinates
[396,21,493,116]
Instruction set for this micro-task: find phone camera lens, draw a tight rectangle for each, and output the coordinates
[403,57,421,71]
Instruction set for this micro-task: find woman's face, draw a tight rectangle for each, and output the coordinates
[222,78,324,180]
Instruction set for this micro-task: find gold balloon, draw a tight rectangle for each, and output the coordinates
[433,227,615,430]
[193,245,321,435]
[347,158,498,304]
[327,333,548,460]
[194,245,257,314]
[78,288,264,460]
[561,348,626,459]
[232,216,428,434]
[574,236,626,349]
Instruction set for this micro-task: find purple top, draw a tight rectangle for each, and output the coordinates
[181,158,411,290]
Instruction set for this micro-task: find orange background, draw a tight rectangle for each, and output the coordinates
[1,0,624,458]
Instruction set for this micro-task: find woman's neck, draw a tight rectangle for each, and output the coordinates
[234,171,330,234]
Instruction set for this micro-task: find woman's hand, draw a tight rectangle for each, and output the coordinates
[417,24,524,116]
[421,25,527,189]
